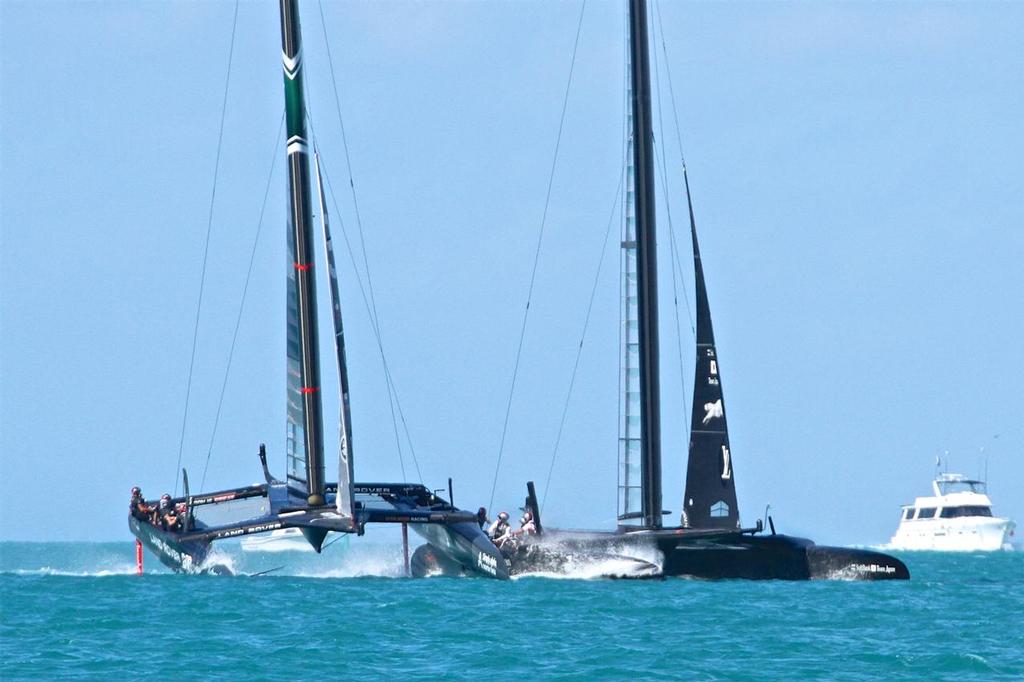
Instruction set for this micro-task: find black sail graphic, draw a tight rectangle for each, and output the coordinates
[681,173,740,529]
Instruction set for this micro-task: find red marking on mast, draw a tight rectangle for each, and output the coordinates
[300,386,318,394]
[294,262,312,271]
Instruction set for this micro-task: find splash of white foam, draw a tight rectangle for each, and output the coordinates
[511,538,663,580]
[197,546,238,576]
[512,555,659,581]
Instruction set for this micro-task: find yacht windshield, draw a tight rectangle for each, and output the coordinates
[939,506,993,518]
[937,479,986,495]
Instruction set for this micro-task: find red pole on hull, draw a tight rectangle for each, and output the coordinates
[135,539,143,575]
[402,523,410,577]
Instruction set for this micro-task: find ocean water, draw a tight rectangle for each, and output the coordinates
[1,542,1021,680]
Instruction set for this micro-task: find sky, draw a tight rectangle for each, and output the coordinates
[1,1,1022,546]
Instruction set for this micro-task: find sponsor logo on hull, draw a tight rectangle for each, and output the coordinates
[476,551,498,577]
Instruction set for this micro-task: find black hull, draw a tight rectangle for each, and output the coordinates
[655,531,908,580]
[409,520,509,579]
[129,517,216,574]
[495,528,909,581]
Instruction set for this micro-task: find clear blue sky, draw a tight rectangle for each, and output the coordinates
[2,1,1021,545]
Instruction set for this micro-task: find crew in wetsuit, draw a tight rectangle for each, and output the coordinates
[516,509,537,536]
[488,511,512,547]
[174,502,189,531]
[476,507,489,530]
[129,487,153,522]
[157,494,178,531]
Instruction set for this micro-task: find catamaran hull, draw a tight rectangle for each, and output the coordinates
[129,517,216,574]
[409,520,509,579]
[656,532,909,580]
[488,529,910,580]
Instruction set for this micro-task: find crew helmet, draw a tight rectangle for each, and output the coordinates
[131,486,141,496]
[498,511,509,521]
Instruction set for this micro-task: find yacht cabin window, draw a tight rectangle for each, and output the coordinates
[939,506,993,518]
[902,508,915,520]
[917,508,937,519]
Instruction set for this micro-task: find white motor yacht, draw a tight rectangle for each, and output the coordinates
[240,528,314,553]
[890,473,1015,551]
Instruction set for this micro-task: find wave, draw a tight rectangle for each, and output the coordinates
[4,566,139,578]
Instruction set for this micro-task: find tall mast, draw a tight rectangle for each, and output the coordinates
[280,0,326,506]
[629,0,662,529]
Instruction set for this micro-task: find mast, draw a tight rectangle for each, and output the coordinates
[280,0,326,506]
[629,0,662,529]
[314,153,356,523]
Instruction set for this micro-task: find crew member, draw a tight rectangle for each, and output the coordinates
[130,487,153,522]
[174,501,189,531]
[157,493,176,531]
[488,511,512,547]
[517,509,537,536]
[476,507,489,529]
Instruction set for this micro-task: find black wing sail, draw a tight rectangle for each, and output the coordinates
[681,173,740,529]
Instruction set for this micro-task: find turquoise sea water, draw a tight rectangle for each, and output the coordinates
[1,542,1021,680]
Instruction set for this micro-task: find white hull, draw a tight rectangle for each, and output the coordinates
[889,517,1015,552]
[240,528,314,553]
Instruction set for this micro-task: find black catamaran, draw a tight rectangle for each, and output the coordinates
[416,0,908,580]
[130,0,506,579]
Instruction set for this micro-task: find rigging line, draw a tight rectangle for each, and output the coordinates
[653,0,704,336]
[314,145,417,483]
[316,1,421,482]
[541,175,623,514]
[489,0,588,511]
[200,111,286,491]
[650,4,692,426]
[173,0,241,495]
[651,5,699,401]
[307,123,408,482]
[304,94,411,482]
[653,0,689,172]
[651,1,694,335]
[314,2,394,422]
[305,107,409,483]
